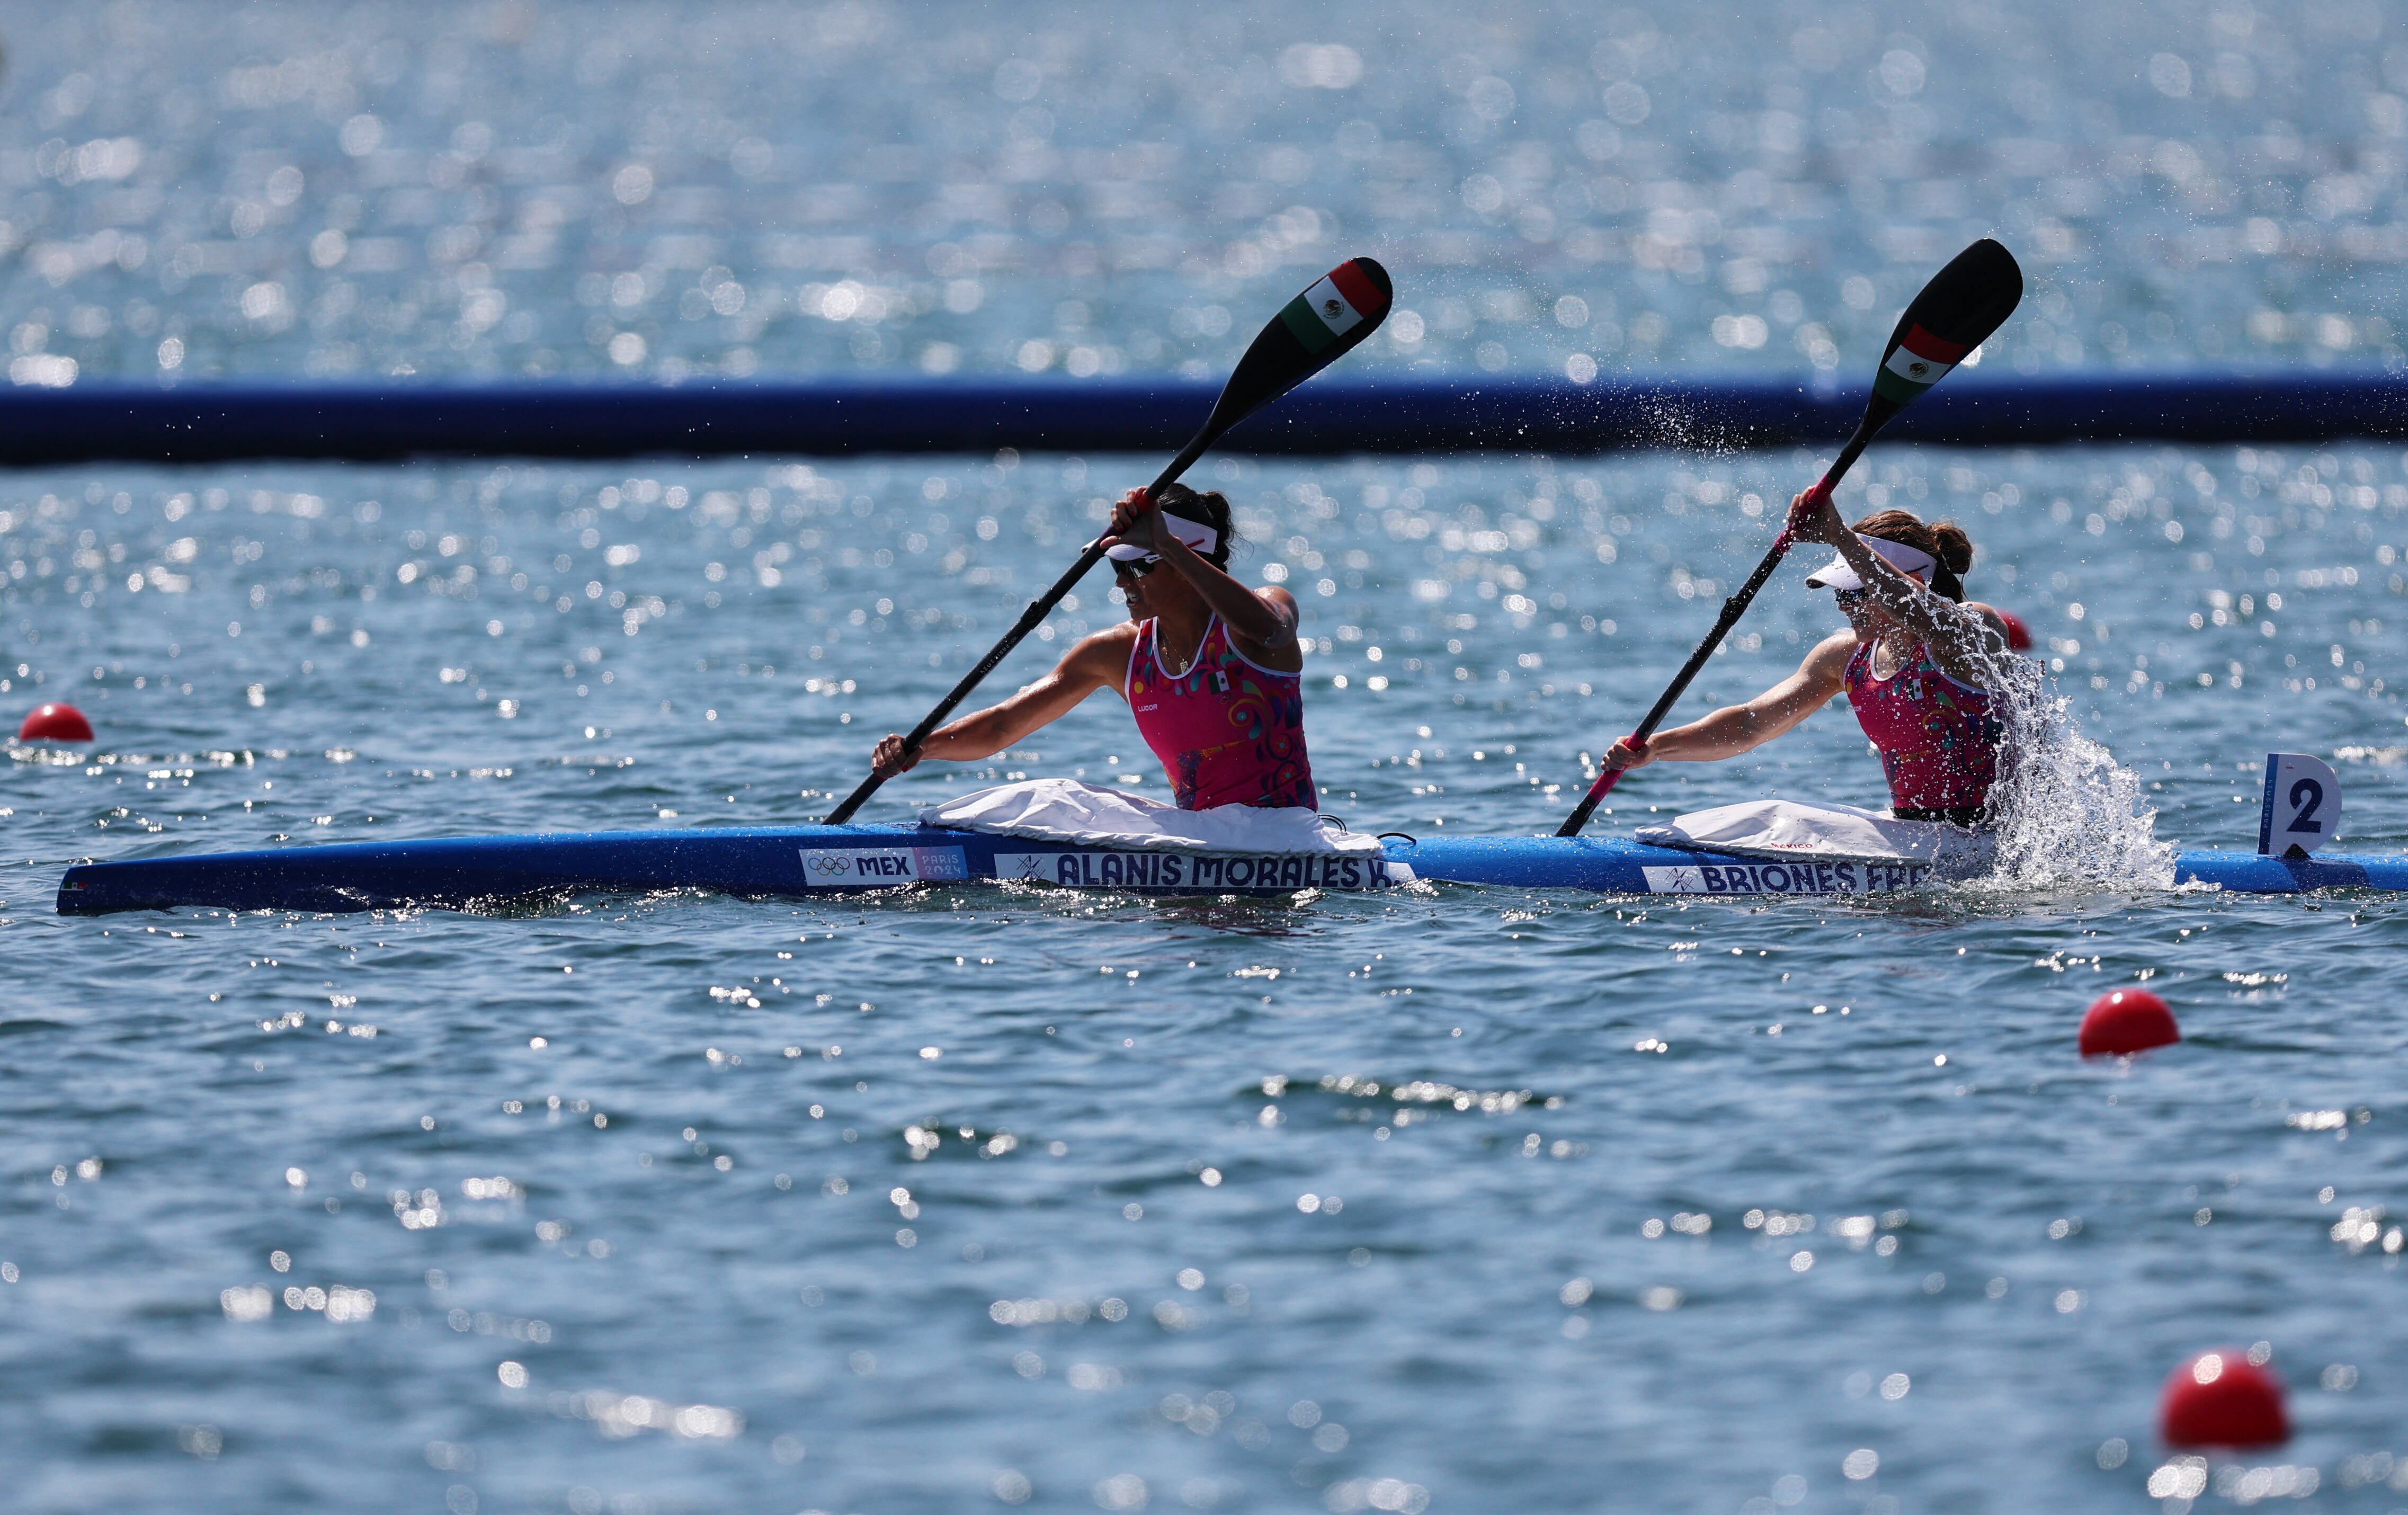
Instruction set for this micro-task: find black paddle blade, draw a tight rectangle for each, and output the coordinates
[1865,237,2022,418]
[1203,257,1393,438]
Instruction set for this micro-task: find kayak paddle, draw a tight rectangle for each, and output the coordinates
[1556,236,2023,837]
[825,257,1393,823]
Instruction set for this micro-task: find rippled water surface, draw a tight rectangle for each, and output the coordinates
[7,442,2408,1514]
[10,2,2408,1513]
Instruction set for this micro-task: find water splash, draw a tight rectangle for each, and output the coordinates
[1980,653,2177,890]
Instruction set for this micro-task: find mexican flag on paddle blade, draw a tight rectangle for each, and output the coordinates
[1279,260,1390,355]
[1872,323,1972,404]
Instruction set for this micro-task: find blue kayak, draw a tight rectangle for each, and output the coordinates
[50,823,2408,914]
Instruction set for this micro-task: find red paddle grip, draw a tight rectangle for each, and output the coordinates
[1773,478,1833,554]
[1578,734,1648,804]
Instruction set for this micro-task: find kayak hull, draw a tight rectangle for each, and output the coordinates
[50,823,2408,914]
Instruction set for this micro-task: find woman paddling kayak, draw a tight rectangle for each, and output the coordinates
[870,483,1317,810]
[1599,492,2014,825]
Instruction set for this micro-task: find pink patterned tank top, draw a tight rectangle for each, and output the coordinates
[1125,615,1316,810]
[1844,638,2002,819]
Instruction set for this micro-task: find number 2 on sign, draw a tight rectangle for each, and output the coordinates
[2258,752,2342,857]
[2287,778,2325,836]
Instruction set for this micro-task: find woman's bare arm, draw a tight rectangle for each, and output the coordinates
[871,628,1131,776]
[1601,630,1857,771]
[1934,600,2016,685]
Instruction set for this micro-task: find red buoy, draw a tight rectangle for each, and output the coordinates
[2080,988,2179,1056]
[1998,610,2034,652]
[17,702,94,742]
[2161,1350,2288,1448]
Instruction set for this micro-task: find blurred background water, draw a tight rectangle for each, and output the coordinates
[4,0,2408,387]
[7,4,2408,1515]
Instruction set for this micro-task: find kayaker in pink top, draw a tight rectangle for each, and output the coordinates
[869,483,1316,811]
[1597,492,2015,827]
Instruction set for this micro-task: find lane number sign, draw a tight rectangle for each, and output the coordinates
[2257,752,2342,858]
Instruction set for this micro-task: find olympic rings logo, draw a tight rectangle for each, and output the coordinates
[804,853,853,874]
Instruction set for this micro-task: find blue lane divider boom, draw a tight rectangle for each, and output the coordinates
[1,371,2403,465]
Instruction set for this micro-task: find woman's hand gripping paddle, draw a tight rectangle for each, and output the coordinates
[824,258,1393,823]
[1555,237,2023,837]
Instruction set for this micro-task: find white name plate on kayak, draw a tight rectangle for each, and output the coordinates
[2258,753,2342,857]
[1642,859,1929,895]
[994,851,1402,891]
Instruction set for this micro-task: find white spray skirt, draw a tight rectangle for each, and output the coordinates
[1636,798,1994,875]
[920,778,1378,857]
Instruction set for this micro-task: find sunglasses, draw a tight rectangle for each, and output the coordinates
[1832,587,1871,608]
[1112,556,1163,580]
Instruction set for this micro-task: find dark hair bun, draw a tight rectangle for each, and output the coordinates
[1151,481,1234,566]
[1930,521,1974,575]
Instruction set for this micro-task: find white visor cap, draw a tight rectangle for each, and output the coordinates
[1805,534,1939,592]
[1105,514,1220,562]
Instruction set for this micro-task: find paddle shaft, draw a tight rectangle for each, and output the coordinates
[1556,420,1879,838]
[823,441,1208,824]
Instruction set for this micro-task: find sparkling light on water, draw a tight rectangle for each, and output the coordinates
[4,2,2408,383]
[7,3,2408,1512]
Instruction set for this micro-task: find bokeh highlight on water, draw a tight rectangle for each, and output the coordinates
[7,3,2408,1513]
